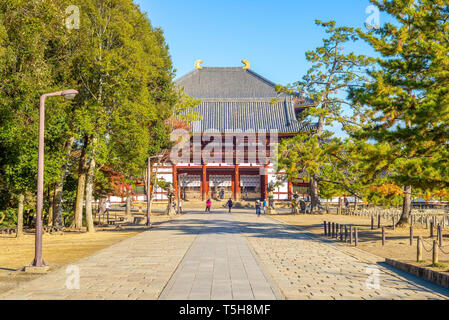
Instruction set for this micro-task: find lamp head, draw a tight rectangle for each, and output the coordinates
[61,89,79,100]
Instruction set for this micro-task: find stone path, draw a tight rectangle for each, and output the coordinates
[234,212,449,300]
[1,208,448,300]
[159,213,281,300]
[0,214,202,300]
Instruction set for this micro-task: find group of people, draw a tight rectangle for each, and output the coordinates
[205,198,267,216]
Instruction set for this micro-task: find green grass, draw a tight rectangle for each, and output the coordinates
[431,262,447,269]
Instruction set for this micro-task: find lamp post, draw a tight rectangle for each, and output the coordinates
[31,90,78,269]
[146,154,163,227]
[178,173,187,214]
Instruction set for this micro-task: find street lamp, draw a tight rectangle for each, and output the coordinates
[178,173,187,214]
[146,154,163,227]
[30,90,78,270]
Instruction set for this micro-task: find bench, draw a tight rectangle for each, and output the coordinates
[0,227,17,235]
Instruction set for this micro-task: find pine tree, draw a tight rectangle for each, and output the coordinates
[277,20,372,212]
[350,0,449,226]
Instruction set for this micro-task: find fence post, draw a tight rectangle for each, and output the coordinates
[324,221,327,236]
[349,225,353,244]
[433,240,439,266]
[382,227,385,246]
[345,225,348,243]
[378,214,381,229]
[392,216,396,230]
[410,226,414,246]
[355,227,359,246]
[430,221,434,238]
[371,215,374,230]
[328,222,331,237]
[340,226,343,241]
[417,236,423,262]
[332,223,335,238]
[335,223,339,239]
[438,224,443,247]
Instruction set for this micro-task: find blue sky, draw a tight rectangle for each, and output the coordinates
[134,0,390,136]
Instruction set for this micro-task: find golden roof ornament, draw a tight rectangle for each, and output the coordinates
[241,60,250,70]
[195,60,204,70]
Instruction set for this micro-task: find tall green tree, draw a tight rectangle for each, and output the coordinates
[66,0,178,229]
[0,0,74,234]
[350,0,449,225]
[277,20,372,212]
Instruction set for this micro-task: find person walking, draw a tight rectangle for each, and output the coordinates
[205,199,211,213]
[226,198,233,213]
[178,200,183,214]
[263,199,267,215]
[256,200,262,217]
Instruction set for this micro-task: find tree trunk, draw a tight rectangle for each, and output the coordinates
[47,186,54,227]
[309,175,319,214]
[309,115,324,214]
[16,194,25,238]
[398,185,412,226]
[54,137,74,229]
[84,158,96,233]
[146,159,161,226]
[126,188,132,220]
[73,137,89,229]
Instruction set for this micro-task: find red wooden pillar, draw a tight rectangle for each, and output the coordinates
[234,164,240,201]
[263,163,269,200]
[173,164,178,199]
[288,180,293,200]
[202,163,207,201]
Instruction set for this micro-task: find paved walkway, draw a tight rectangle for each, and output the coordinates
[0,214,202,300]
[159,213,281,300]
[235,212,449,300]
[1,209,448,300]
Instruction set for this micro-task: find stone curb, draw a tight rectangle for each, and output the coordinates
[385,259,449,290]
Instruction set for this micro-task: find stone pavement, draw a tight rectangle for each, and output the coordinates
[234,211,449,300]
[1,208,449,300]
[0,214,203,300]
[159,213,282,300]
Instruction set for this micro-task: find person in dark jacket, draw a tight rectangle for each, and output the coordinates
[226,198,233,213]
[255,200,262,217]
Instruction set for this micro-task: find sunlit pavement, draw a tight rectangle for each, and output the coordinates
[1,208,448,300]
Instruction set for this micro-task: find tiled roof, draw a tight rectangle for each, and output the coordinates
[176,67,287,99]
[188,98,317,133]
[176,67,318,134]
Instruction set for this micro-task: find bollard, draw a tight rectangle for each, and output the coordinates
[336,224,339,239]
[349,225,353,244]
[340,226,343,242]
[332,223,335,238]
[433,240,439,266]
[430,221,434,238]
[345,225,348,242]
[355,227,359,246]
[324,221,327,236]
[371,215,374,230]
[438,224,443,247]
[417,236,423,262]
[328,222,331,237]
[382,227,385,246]
[410,226,414,246]
[378,214,381,229]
